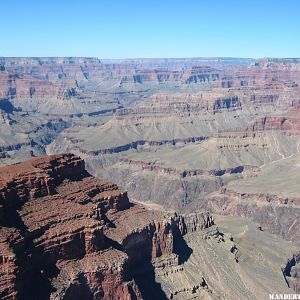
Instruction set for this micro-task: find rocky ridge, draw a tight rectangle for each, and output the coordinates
[0,153,213,299]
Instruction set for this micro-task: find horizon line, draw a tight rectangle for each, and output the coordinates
[1,56,300,60]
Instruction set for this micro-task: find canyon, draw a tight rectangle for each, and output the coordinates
[0,154,298,300]
[0,57,300,298]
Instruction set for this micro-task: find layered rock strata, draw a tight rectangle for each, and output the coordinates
[0,154,213,299]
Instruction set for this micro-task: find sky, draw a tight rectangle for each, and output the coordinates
[1,0,300,59]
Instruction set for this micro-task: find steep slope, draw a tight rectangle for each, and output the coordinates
[0,154,298,299]
[0,154,213,299]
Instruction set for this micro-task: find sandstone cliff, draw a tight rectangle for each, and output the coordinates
[0,154,213,299]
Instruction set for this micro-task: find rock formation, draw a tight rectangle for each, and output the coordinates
[40,58,300,246]
[0,154,213,299]
[283,252,300,293]
[0,57,300,299]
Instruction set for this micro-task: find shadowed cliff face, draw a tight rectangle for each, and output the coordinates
[281,251,300,294]
[132,262,168,300]
[0,99,16,114]
[122,216,195,300]
[0,153,213,299]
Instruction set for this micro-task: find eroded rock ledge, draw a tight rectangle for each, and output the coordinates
[120,158,259,178]
[0,153,213,299]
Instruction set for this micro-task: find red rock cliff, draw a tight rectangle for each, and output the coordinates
[0,154,213,299]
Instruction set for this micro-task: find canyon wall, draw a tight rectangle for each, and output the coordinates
[0,153,213,299]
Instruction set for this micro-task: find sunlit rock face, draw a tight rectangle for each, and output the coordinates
[0,154,215,299]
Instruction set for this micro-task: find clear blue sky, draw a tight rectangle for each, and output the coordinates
[1,0,300,58]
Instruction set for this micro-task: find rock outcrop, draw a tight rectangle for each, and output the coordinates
[0,154,213,299]
[283,252,300,293]
[205,188,300,242]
